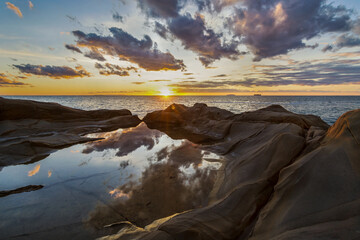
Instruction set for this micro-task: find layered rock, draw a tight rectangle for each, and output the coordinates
[0,97,141,166]
[101,104,360,240]
[249,109,360,240]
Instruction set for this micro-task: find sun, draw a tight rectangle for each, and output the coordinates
[159,88,174,97]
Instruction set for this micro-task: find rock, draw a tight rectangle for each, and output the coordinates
[0,97,141,167]
[103,103,360,240]
[0,97,132,121]
[249,109,360,240]
[2,99,358,240]
[0,185,44,198]
[143,103,234,143]
[230,105,329,130]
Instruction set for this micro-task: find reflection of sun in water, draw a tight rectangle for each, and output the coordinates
[159,88,173,97]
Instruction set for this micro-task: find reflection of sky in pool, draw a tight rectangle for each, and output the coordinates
[0,123,223,239]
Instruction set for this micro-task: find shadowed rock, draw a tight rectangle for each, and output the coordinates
[143,103,234,143]
[0,185,44,198]
[0,97,141,167]
[101,104,360,240]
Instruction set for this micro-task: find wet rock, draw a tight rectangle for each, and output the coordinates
[0,97,141,167]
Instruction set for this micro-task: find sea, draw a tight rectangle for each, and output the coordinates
[3,95,360,125]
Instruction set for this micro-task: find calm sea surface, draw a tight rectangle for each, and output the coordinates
[3,95,360,124]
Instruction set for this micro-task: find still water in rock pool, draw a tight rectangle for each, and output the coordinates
[0,123,223,240]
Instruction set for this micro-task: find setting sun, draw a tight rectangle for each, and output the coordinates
[159,88,174,96]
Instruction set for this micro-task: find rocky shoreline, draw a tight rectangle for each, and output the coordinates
[0,97,359,240]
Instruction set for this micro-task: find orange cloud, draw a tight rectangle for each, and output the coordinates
[28,164,41,177]
[6,2,23,18]
[29,1,34,9]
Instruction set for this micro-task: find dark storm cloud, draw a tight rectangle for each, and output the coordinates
[94,63,138,76]
[0,73,28,87]
[71,27,186,71]
[168,14,242,66]
[227,0,353,61]
[84,48,106,61]
[112,11,124,22]
[13,64,91,79]
[65,44,82,53]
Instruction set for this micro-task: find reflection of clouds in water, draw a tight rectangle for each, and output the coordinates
[82,123,163,157]
[28,164,41,177]
[109,189,132,200]
[88,140,221,229]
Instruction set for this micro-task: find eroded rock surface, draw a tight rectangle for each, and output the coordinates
[0,97,141,166]
[101,104,360,240]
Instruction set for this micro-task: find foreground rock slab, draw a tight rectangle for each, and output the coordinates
[0,97,141,167]
[101,104,360,240]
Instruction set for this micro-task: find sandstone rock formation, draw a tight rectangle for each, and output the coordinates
[1,98,359,240]
[0,97,141,167]
[100,104,360,240]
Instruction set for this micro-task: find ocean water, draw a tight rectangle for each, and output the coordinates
[3,95,360,124]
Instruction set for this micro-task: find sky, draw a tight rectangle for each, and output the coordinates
[1,0,360,96]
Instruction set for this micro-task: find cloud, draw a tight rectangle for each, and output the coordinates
[65,57,77,62]
[112,11,124,22]
[13,64,91,79]
[169,57,360,89]
[133,81,146,85]
[0,73,28,87]
[149,79,171,82]
[65,44,82,53]
[71,27,186,71]
[84,48,106,61]
[212,74,228,78]
[94,63,138,76]
[6,2,23,18]
[29,1,34,9]
[227,0,353,61]
[154,21,170,40]
[137,0,182,18]
[323,33,360,52]
[168,13,242,66]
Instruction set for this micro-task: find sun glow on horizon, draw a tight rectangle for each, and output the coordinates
[159,88,174,97]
